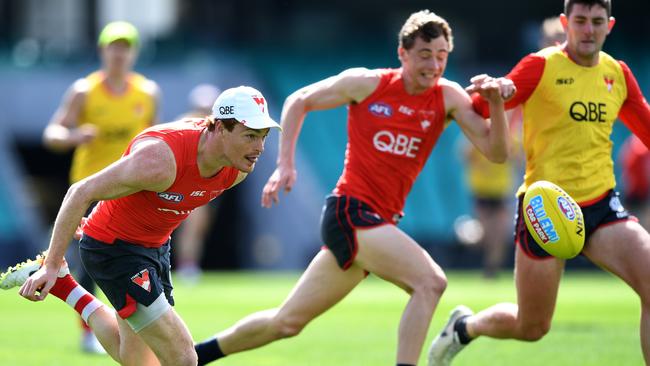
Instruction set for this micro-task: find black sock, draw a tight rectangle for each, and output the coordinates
[454,315,473,345]
[195,337,225,365]
[396,364,415,366]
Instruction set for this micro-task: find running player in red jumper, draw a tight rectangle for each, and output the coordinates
[193,10,515,366]
[1,86,280,366]
[429,1,650,364]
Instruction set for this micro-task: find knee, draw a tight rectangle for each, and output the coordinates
[411,271,447,301]
[518,322,551,342]
[181,350,199,366]
[165,348,198,366]
[270,313,309,339]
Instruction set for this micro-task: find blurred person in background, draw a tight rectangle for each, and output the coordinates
[459,119,519,279]
[2,86,280,365]
[618,134,650,228]
[41,21,159,354]
[429,1,650,364]
[457,16,565,279]
[192,10,514,366]
[175,84,222,283]
[539,16,567,48]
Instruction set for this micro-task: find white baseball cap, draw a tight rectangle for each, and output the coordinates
[211,86,281,130]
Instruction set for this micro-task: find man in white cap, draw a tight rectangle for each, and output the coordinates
[1,86,280,366]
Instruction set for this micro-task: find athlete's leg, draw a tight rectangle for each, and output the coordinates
[354,225,447,364]
[11,266,158,365]
[582,220,650,364]
[213,250,365,355]
[466,247,564,340]
[86,292,195,366]
[133,307,197,366]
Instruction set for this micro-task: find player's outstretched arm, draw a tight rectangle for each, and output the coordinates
[261,68,380,208]
[20,138,176,302]
[445,76,514,163]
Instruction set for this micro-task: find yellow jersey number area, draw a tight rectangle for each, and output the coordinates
[523,181,585,259]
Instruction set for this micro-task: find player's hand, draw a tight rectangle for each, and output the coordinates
[72,125,98,146]
[18,264,59,302]
[261,165,297,208]
[73,217,88,241]
[465,75,516,102]
[494,77,516,101]
[465,74,492,94]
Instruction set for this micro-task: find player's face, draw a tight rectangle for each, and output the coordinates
[563,4,614,65]
[101,39,137,75]
[222,123,269,173]
[399,36,449,93]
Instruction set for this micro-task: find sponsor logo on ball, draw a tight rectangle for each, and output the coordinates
[525,195,559,244]
[557,196,575,221]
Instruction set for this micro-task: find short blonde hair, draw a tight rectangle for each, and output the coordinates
[539,16,566,48]
[399,10,453,52]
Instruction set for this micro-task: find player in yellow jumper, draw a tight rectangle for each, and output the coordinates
[429,1,650,364]
[42,21,159,354]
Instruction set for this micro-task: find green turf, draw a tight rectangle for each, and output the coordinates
[0,271,643,365]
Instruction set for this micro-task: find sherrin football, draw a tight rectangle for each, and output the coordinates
[522,180,585,259]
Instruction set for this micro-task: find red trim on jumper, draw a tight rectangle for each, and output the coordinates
[117,293,138,319]
[618,61,650,150]
[577,190,610,207]
[472,54,546,118]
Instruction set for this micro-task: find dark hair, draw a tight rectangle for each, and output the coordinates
[206,116,238,132]
[399,10,453,52]
[564,0,611,17]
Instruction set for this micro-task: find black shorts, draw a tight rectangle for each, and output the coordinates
[79,234,174,318]
[320,195,388,269]
[515,190,633,259]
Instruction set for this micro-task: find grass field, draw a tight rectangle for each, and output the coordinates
[0,270,643,365]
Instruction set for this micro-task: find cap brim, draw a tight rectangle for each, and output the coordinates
[98,36,137,47]
[240,116,282,131]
